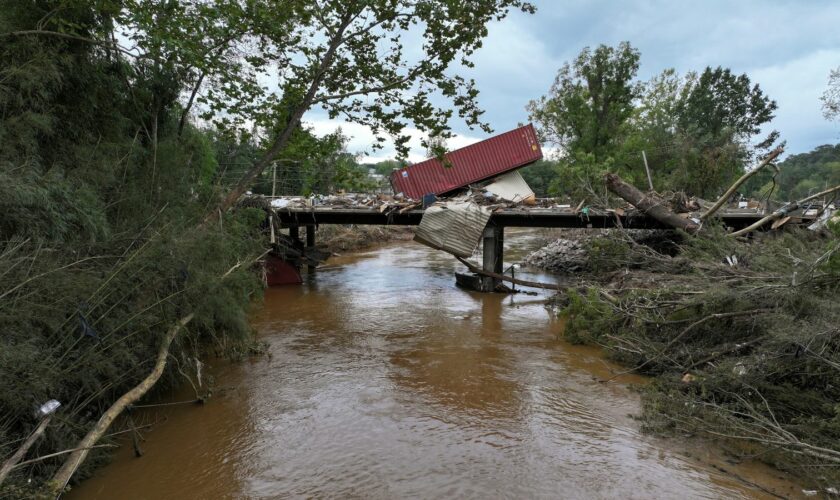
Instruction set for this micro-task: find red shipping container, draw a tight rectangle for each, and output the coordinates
[389,124,542,200]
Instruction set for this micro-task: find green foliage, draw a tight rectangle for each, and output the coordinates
[518,160,559,197]
[559,288,614,345]
[368,159,403,177]
[743,143,840,200]
[218,127,377,196]
[529,44,779,199]
[527,42,641,194]
[0,1,268,492]
[559,227,840,483]
[528,42,641,161]
[2,0,534,491]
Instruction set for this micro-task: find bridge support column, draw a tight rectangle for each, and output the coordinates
[306,225,316,272]
[481,224,504,292]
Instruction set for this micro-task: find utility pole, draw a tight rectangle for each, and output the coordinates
[642,150,654,191]
[270,163,277,244]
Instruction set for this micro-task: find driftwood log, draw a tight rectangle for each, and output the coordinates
[49,314,194,494]
[0,415,53,486]
[455,256,567,291]
[604,173,700,234]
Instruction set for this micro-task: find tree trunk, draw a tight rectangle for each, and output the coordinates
[604,173,701,234]
[49,314,194,494]
[729,183,840,237]
[177,71,205,139]
[701,146,784,221]
[0,416,52,486]
[206,15,354,223]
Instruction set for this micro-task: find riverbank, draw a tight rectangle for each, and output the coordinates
[316,225,415,253]
[525,225,840,492]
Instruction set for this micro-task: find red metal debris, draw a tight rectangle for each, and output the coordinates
[389,124,542,200]
[264,254,302,285]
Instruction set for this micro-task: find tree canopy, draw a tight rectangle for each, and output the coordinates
[528,42,779,199]
[823,66,840,122]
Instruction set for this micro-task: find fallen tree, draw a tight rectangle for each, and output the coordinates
[604,173,701,233]
[700,146,784,221]
[49,314,194,495]
[554,222,840,489]
[730,183,840,237]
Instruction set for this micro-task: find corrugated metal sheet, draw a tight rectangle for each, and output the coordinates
[390,124,542,200]
[413,200,492,258]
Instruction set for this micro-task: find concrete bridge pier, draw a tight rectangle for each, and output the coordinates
[455,224,505,293]
[481,224,504,292]
[283,224,317,273]
[305,225,316,272]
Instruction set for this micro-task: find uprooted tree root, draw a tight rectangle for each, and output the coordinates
[557,224,840,487]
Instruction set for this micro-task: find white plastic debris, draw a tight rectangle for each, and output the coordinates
[807,208,836,231]
[37,399,61,417]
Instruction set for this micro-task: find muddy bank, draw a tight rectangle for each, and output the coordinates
[523,225,840,493]
[315,224,414,253]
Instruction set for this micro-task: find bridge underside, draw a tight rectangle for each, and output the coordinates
[274,207,772,230]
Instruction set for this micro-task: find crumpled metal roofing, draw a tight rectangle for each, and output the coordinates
[413,200,492,258]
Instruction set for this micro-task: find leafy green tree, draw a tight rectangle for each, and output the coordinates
[210,0,537,212]
[518,160,560,197]
[528,42,779,199]
[822,66,840,122]
[527,42,641,196]
[744,144,840,201]
[663,66,778,197]
[528,42,640,161]
[369,159,403,176]
[676,67,777,143]
[0,0,537,492]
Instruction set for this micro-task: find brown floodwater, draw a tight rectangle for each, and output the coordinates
[70,229,806,499]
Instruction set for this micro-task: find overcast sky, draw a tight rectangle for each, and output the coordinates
[305,0,840,163]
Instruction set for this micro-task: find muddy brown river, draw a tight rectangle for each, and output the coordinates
[70,229,805,499]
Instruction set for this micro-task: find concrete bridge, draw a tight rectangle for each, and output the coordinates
[273,204,797,292]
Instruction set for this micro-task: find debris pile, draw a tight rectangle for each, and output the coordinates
[523,235,590,273]
[269,193,422,215]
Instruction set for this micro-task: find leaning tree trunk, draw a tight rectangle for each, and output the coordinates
[700,146,784,221]
[729,183,840,237]
[49,314,194,494]
[604,173,700,234]
[0,415,53,486]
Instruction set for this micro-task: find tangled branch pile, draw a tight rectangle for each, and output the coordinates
[560,224,840,487]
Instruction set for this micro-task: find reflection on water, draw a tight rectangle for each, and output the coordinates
[70,229,803,499]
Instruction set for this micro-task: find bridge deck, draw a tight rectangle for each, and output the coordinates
[274,206,782,230]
